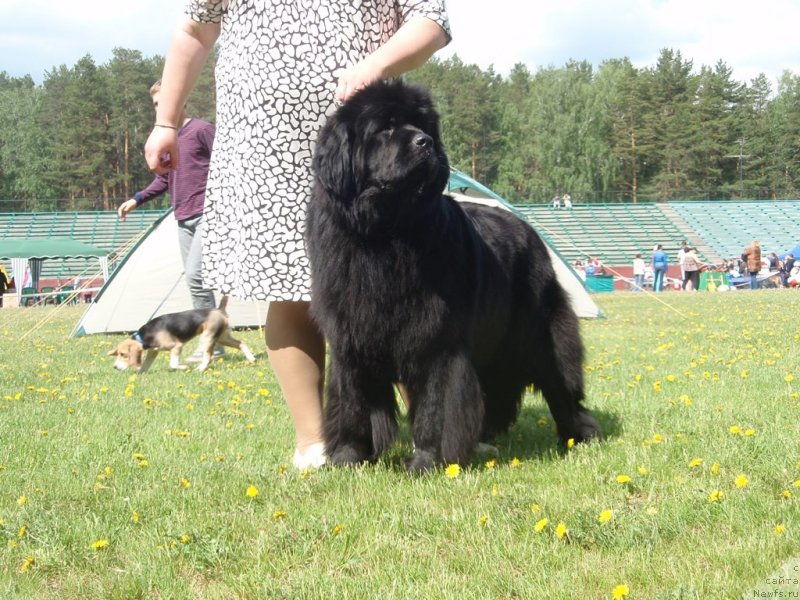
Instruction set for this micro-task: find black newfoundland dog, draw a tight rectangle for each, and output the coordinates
[306,80,600,472]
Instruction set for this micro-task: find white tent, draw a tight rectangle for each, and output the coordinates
[73,171,599,337]
[72,210,268,336]
[448,169,601,319]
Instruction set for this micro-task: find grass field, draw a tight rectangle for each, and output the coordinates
[1,290,799,599]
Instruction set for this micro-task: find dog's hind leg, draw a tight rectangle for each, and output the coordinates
[530,296,600,445]
[324,356,397,466]
[217,330,256,362]
[406,352,484,472]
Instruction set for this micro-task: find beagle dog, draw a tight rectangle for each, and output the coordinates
[108,298,256,373]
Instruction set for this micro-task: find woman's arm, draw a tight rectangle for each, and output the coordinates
[335,17,448,101]
[144,18,220,174]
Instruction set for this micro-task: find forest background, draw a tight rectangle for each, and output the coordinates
[2,47,800,211]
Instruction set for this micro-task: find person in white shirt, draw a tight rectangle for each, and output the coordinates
[632,253,646,291]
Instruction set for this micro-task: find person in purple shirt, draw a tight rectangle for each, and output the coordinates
[118,80,216,314]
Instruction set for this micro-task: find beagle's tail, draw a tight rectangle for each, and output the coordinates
[217,295,229,313]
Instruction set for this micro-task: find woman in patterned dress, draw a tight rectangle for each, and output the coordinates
[144,0,451,468]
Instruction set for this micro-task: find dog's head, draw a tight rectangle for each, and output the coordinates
[312,80,450,232]
[107,338,144,371]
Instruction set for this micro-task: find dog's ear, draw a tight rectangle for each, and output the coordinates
[129,344,143,368]
[313,116,354,202]
[107,348,118,356]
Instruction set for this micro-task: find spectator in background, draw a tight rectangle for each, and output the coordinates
[118,80,216,314]
[781,254,795,288]
[0,265,9,307]
[651,244,668,292]
[788,261,800,287]
[742,240,762,290]
[562,192,572,209]
[551,193,561,209]
[573,258,586,281]
[677,240,688,281]
[681,247,700,291]
[632,253,645,291]
[767,252,780,272]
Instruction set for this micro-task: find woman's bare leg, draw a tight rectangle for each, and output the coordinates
[265,301,326,466]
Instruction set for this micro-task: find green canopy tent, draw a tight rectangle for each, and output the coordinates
[0,238,109,304]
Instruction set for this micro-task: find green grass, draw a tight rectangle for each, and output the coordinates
[1,291,799,599]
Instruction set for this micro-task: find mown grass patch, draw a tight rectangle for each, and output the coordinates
[1,290,798,598]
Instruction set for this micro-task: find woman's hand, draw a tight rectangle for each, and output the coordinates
[144,126,179,174]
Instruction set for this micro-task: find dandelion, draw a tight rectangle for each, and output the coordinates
[567,438,575,449]
[19,555,35,573]
[299,468,312,480]
[484,459,496,470]
[555,522,568,539]
[651,433,663,444]
[18,525,27,538]
[729,425,742,435]
[534,518,549,532]
[91,539,110,550]
[637,466,649,476]
[179,478,191,489]
[272,510,287,520]
[785,374,794,383]
[688,458,703,469]
[734,474,749,489]
[780,490,792,499]
[131,511,140,523]
[491,484,501,497]
[612,583,630,599]
[598,509,613,523]
[17,495,27,506]
[332,523,346,535]
[744,429,755,436]
[793,479,800,488]
[246,485,259,498]
[510,457,521,468]
[616,474,631,484]
[708,490,724,502]
[444,464,461,479]
[774,524,786,536]
[739,370,749,379]
[138,459,149,468]
[179,534,191,544]
[530,503,542,514]
[478,515,488,527]
[711,463,720,474]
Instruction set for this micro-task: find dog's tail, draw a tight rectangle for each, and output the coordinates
[217,295,229,313]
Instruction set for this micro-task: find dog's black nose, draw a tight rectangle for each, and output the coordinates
[412,133,432,149]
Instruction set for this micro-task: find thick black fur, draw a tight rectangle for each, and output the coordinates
[135,309,213,348]
[307,80,600,472]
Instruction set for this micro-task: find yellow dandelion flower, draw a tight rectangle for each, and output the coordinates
[708,490,724,502]
[711,463,720,474]
[484,459,496,470]
[616,474,631,484]
[566,438,575,449]
[785,374,794,383]
[530,503,542,514]
[272,510,287,520]
[637,466,649,476]
[744,429,755,436]
[478,515,488,527]
[740,370,749,379]
[246,485,259,498]
[491,484,500,497]
[688,458,703,468]
[138,459,149,468]
[179,534,191,544]
[17,495,27,506]
[734,474,749,488]
[534,518,549,532]
[91,539,109,550]
[780,490,792,499]
[510,457,521,468]
[598,509,613,523]
[179,478,191,489]
[19,555,35,573]
[793,479,800,488]
[646,506,658,515]
[444,464,461,479]
[131,511,140,523]
[612,583,630,599]
[332,523,346,535]
[555,522,568,539]
[300,468,312,480]
[651,433,663,444]
[18,525,27,538]
[774,524,786,536]
[133,452,145,460]
[729,425,742,435]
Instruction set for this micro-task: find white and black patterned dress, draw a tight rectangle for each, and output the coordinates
[187,0,451,301]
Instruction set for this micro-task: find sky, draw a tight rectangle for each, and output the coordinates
[1,0,799,87]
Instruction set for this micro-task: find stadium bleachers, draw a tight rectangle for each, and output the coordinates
[513,202,693,266]
[668,201,800,260]
[1,210,165,279]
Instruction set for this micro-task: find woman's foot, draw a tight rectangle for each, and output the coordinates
[293,441,327,469]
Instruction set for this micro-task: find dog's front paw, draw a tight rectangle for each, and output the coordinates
[173,364,189,371]
[328,444,370,467]
[405,449,439,474]
[559,410,602,445]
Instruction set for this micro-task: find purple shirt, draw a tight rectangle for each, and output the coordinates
[134,118,215,221]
